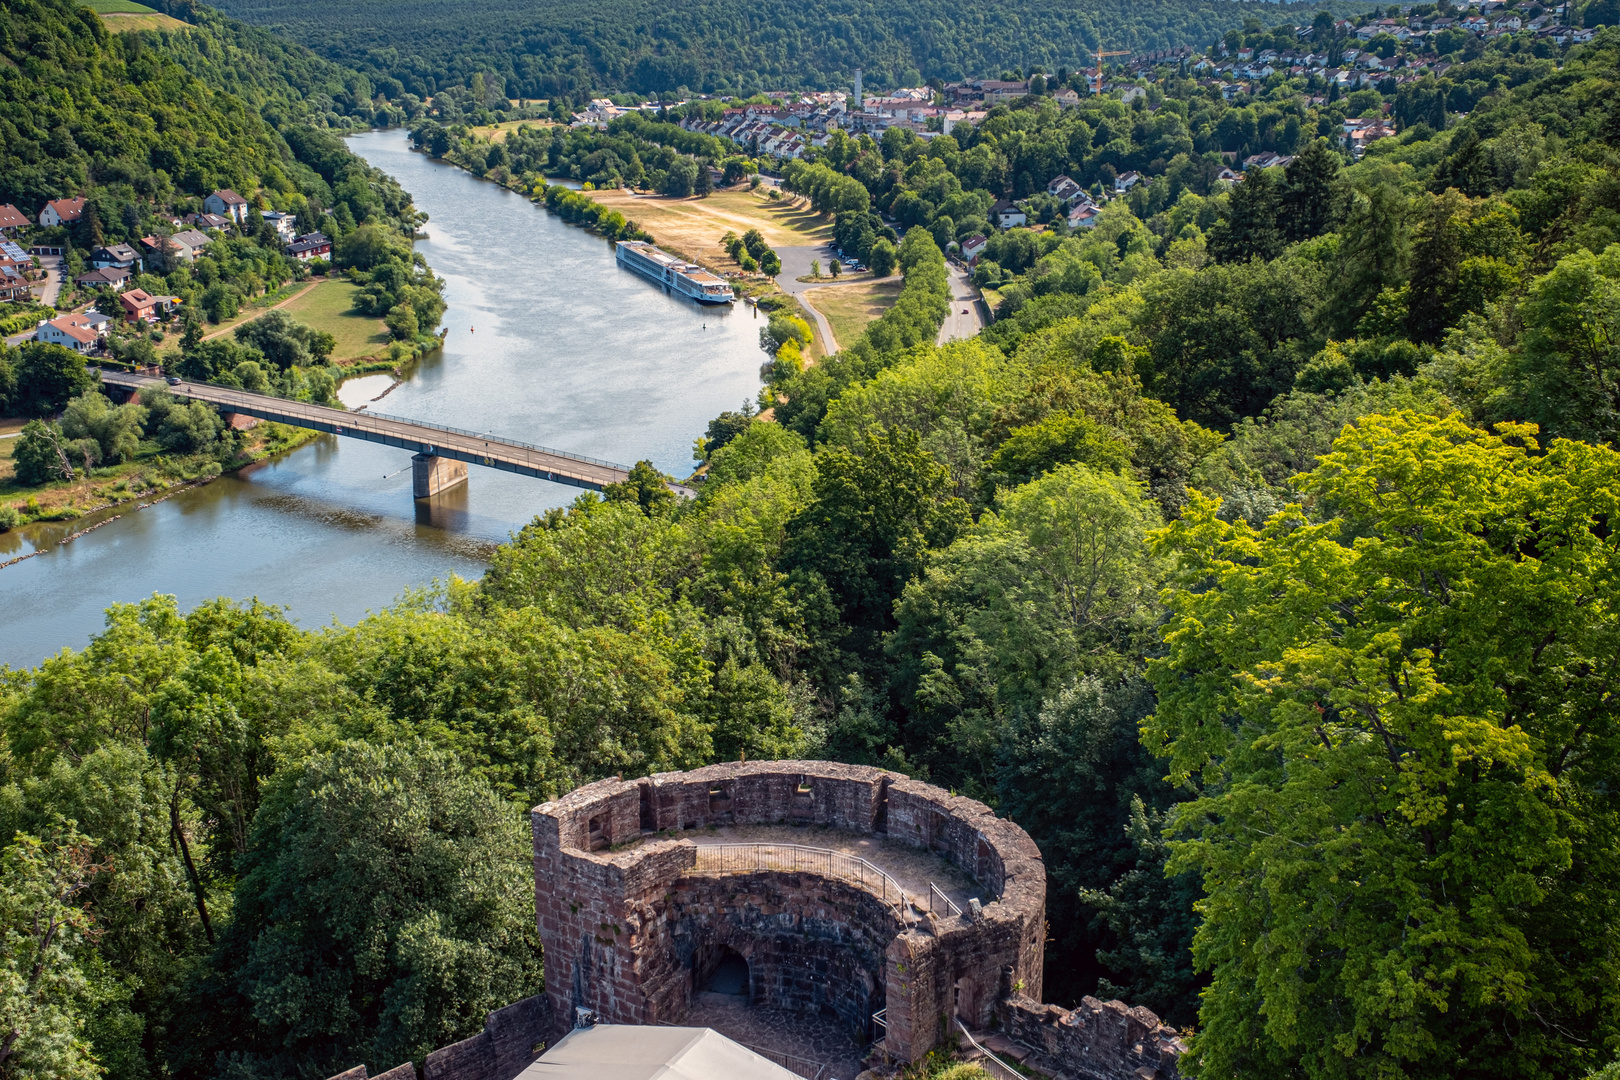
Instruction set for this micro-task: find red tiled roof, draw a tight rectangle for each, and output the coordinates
[0,204,28,229]
[45,197,85,222]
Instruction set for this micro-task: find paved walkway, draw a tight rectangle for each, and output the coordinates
[690,822,982,911]
[773,244,842,353]
[684,997,866,1079]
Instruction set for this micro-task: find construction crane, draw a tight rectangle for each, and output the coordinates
[1090,44,1130,90]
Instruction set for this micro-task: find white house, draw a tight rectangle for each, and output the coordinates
[1114,171,1143,192]
[992,200,1027,228]
[261,210,297,240]
[39,197,85,227]
[36,312,101,353]
[204,189,250,224]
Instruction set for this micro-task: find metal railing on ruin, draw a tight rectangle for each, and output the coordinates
[691,843,909,916]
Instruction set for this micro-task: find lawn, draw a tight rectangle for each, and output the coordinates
[802,280,903,351]
[84,0,157,11]
[279,279,391,365]
[589,188,833,273]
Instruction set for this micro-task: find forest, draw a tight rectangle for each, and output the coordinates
[7,2,1620,1080]
[195,0,1364,102]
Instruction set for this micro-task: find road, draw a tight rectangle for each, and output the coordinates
[772,244,843,352]
[938,261,989,345]
[35,254,62,308]
[99,370,635,491]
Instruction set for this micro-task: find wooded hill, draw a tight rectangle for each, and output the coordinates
[196,0,1365,101]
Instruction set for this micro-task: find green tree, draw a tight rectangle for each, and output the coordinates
[1279,139,1343,243]
[783,429,970,674]
[61,392,145,465]
[1503,243,1620,444]
[1149,412,1620,1080]
[212,742,543,1076]
[10,420,75,486]
[336,224,407,271]
[1324,184,1409,337]
[868,237,898,277]
[603,460,676,516]
[0,830,103,1080]
[12,343,96,417]
[1208,168,1283,264]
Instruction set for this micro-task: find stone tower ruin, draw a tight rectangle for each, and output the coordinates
[531,760,1185,1077]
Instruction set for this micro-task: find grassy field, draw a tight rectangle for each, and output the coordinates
[469,120,556,143]
[802,279,903,351]
[589,188,833,273]
[279,279,391,364]
[93,0,191,31]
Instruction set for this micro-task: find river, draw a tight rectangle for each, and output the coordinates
[0,130,766,669]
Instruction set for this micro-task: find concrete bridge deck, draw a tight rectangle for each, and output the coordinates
[99,370,633,492]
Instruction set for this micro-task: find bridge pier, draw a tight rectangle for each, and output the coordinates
[412,453,467,498]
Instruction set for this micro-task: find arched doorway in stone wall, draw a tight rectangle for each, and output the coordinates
[697,945,750,1003]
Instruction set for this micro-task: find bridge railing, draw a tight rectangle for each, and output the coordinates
[355,406,629,471]
[690,843,909,915]
[103,371,631,474]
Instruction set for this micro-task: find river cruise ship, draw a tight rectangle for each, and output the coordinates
[615,240,736,305]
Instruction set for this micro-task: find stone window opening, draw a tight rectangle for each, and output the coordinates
[587,814,608,852]
[708,784,732,818]
[790,776,814,821]
[638,782,656,832]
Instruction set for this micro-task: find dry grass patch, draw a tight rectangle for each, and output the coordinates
[469,120,556,143]
[98,11,191,30]
[589,188,832,272]
[802,279,903,351]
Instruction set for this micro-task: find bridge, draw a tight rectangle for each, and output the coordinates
[99,370,637,498]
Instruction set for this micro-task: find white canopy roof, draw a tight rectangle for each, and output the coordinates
[517,1024,802,1080]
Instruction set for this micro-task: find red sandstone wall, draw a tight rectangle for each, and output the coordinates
[530,762,1048,1064]
[999,993,1184,1080]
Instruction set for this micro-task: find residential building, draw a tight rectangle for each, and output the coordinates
[204,189,251,224]
[960,234,988,263]
[76,266,133,291]
[0,263,27,301]
[1114,171,1143,192]
[1067,203,1101,229]
[39,197,85,227]
[261,210,297,240]
[90,243,141,270]
[1243,151,1294,170]
[1046,175,1084,204]
[120,288,160,322]
[993,200,1027,228]
[184,212,233,230]
[1118,85,1147,104]
[140,231,210,264]
[287,232,332,261]
[36,312,101,353]
[0,204,27,233]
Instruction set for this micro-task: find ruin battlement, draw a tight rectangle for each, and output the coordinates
[531,760,1047,1063]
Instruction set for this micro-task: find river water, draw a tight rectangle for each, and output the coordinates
[0,130,765,669]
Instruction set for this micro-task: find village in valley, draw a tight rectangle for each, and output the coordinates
[2,188,332,360]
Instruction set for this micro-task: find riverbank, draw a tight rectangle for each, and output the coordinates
[0,418,320,535]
